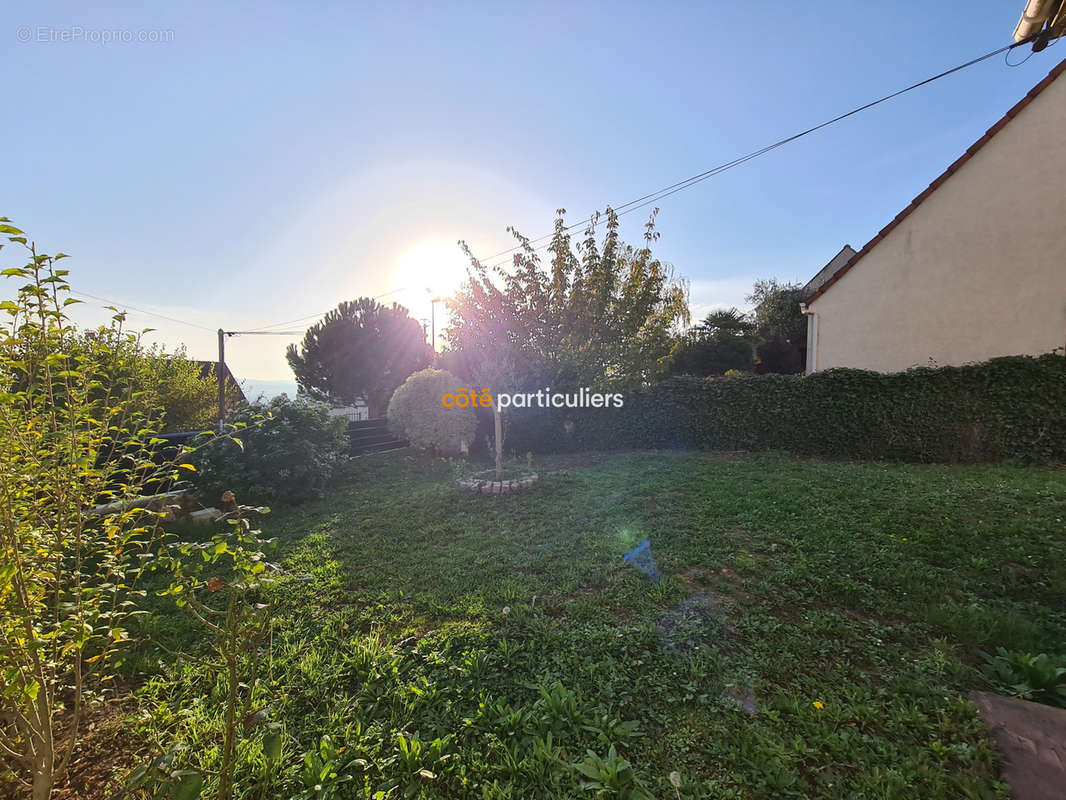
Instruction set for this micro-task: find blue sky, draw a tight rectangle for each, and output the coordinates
[1,1,1058,390]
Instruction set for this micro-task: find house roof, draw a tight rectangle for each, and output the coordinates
[805,56,1066,306]
[194,360,246,402]
[801,244,857,298]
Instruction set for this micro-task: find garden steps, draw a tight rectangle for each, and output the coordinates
[347,418,407,456]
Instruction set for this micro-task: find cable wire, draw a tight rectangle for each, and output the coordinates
[475,35,1037,269]
[246,286,411,332]
[70,290,216,332]
[223,330,304,336]
[67,36,1041,333]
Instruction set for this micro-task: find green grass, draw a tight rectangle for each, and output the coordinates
[127,451,1066,799]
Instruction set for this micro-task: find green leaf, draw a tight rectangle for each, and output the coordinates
[0,224,24,235]
[169,770,204,800]
[263,730,283,760]
[123,764,150,791]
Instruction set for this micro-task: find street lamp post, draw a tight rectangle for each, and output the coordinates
[427,290,441,353]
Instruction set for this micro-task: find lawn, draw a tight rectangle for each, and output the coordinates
[124,451,1066,799]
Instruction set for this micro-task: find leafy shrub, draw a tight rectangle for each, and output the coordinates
[387,368,477,455]
[0,221,231,798]
[153,511,280,798]
[191,395,348,504]
[147,344,241,431]
[503,354,1066,464]
[74,332,237,432]
[980,648,1066,707]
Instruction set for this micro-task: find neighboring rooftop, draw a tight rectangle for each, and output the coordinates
[800,244,856,299]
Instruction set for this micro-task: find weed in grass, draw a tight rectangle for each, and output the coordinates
[979,648,1066,707]
[573,744,654,800]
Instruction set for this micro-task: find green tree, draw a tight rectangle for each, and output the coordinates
[74,333,236,431]
[150,345,241,431]
[667,308,755,376]
[747,278,807,374]
[0,220,223,799]
[445,207,689,392]
[286,298,431,418]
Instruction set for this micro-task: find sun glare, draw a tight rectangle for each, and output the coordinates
[393,240,472,305]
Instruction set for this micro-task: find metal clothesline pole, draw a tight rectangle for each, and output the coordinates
[216,329,303,430]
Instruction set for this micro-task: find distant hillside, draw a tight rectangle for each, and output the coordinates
[240,379,299,402]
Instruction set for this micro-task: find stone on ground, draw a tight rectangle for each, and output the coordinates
[972,691,1066,800]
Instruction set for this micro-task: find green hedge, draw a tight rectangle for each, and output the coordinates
[502,354,1066,463]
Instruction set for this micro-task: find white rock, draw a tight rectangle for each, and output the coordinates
[189,507,222,523]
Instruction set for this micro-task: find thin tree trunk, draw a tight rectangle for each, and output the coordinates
[31,741,53,800]
[367,392,387,420]
[219,649,238,800]
[30,687,55,800]
[494,405,502,481]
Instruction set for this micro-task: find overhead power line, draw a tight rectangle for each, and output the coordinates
[68,36,1041,336]
[69,285,408,338]
[70,290,216,332]
[246,285,411,333]
[475,35,1038,270]
[222,330,303,336]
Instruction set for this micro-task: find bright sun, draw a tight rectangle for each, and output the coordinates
[392,240,472,304]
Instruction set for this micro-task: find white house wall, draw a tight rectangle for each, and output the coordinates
[807,65,1066,373]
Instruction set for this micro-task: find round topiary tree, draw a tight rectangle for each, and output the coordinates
[387,368,477,455]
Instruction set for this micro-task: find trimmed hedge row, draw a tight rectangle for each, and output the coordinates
[501,354,1066,463]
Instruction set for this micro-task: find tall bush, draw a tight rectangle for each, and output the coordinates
[190,395,348,504]
[387,369,477,456]
[72,331,236,432]
[0,222,205,798]
[147,344,240,431]
[445,207,690,392]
